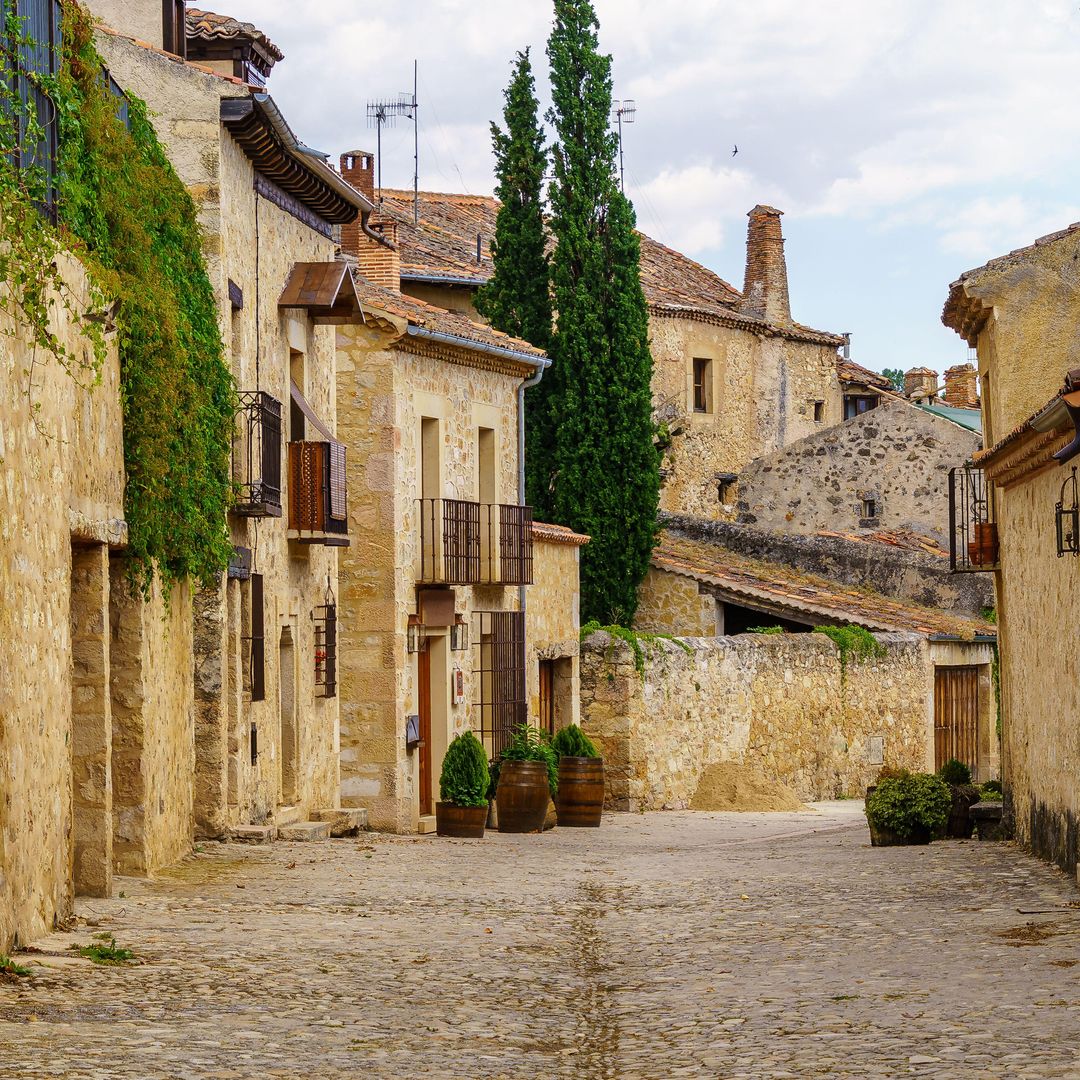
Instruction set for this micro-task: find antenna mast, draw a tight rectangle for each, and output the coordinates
[612,99,636,192]
[365,63,419,216]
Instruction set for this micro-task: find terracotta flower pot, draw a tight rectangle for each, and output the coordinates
[967,522,999,567]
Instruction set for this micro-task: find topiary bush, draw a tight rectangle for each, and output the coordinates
[551,724,600,759]
[979,780,1003,801]
[439,731,490,808]
[865,771,951,841]
[499,723,558,796]
[938,758,973,786]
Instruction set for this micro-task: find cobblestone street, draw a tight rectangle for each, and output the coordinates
[3,804,1080,1079]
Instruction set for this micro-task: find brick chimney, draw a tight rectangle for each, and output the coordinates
[740,205,791,326]
[943,363,979,408]
[903,367,938,401]
[338,150,400,292]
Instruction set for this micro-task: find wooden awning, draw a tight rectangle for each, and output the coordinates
[279,262,364,324]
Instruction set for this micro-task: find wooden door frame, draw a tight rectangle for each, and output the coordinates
[418,643,433,816]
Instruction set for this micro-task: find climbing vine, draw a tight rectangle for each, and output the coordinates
[813,625,885,683]
[0,2,236,594]
[580,619,693,677]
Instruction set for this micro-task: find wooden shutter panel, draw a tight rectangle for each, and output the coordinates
[250,573,265,702]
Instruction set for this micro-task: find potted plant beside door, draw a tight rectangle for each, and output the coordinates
[435,731,490,839]
[552,724,605,827]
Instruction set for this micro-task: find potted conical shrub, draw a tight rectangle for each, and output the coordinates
[435,731,490,839]
[865,770,951,846]
[552,724,605,827]
[496,724,558,833]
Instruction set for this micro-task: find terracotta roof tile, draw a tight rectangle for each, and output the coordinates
[353,273,547,362]
[836,358,893,391]
[532,521,590,546]
[186,8,284,61]
[654,531,994,639]
[373,189,844,346]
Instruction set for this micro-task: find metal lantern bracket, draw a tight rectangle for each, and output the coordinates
[407,613,427,654]
[450,613,469,652]
[1056,467,1080,557]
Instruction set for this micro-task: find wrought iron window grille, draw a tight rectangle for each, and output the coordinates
[948,464,999,573]
[234,390,283,516]
[416,499,533,585]
[471,610,526,761]
[313,580,337,697]
[1057,467,1080,557]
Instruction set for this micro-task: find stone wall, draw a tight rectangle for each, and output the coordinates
[736,397,980,545]
[635,566,717,637]
[650,314,844,518]
[580,632,934,810]
[659,513,994,614]
[0,255,124,953]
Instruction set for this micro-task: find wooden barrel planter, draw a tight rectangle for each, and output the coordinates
[435,803,487,839]
[556,757,605,827]
[496,760,550,833]
[945,785,980,839]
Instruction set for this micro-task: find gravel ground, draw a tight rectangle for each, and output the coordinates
[2,802,1080,1079]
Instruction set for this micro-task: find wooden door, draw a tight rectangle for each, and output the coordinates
[538,658,555,736]
[418,644,433,816]
[934,666,979,773]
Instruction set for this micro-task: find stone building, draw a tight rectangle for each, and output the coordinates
[610,521,999,808]
[943,220,1080,878]
[86,2,377,839]
[736,395,982,546]
[360,184,869,518]
[331,227,586,832]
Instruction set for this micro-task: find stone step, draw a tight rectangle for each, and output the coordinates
[417,815,437,835]
[231,825,277,844]
[274,804,303,826]
[277,821,332,842]
[312,808,368,837]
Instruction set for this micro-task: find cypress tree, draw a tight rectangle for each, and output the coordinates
[475,48,551,351]
[532,0,660,625]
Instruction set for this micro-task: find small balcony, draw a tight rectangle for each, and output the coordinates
[416,499,533,585]
[233,391,283,517]
[287,440,349,547]
[949,464,999,573]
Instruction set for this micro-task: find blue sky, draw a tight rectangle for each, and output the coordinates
[233,0,1080,374]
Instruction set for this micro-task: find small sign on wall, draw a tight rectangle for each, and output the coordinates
[452,667,465,706]
[867,735,884,766]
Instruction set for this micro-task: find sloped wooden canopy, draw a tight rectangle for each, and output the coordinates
[279,262,364,324]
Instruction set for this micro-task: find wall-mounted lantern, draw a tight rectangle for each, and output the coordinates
[450,613,469,652]
[407,613,425,654]
[1057,467,1080,557]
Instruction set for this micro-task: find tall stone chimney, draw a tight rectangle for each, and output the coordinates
[943,363,979,408]
[338,150,400,292]
[740,205,791,326]
[904,367,938,400]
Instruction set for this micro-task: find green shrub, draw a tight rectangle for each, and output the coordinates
[499,723,558,796]
[551,724,600,759]
[938,758,973,786]
[748,626,785,635]
[979,780,1003,801]
[438,731,490,808]
[865,771,951,839]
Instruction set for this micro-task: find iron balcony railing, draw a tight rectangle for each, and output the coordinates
[233,390,283,516]
[416,498,533,585]
[287,440,348,546]
[948,464,999,573]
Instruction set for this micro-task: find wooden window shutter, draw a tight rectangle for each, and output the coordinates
[250,573,265,701]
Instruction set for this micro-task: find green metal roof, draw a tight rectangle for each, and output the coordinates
[915,403,983,434]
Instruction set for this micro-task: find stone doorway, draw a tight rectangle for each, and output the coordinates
[70,543,112,898]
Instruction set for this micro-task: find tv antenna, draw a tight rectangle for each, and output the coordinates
[366,60,419,223]
[612,99,636,192]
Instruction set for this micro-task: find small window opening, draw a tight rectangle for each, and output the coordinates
[813,401,824,423]
[861,498,877,520]
[692,358,712,414]
[718,479,736,505]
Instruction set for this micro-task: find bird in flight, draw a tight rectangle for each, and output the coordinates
[732,144,738,156]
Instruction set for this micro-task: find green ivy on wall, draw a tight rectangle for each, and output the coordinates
[0,2,235,595]
[56,1,235,594]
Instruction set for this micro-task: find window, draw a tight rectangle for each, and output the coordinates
[243,573,265,702]
[472,610,526,760]
[314,598,337,699]
[477,426,496,504]
[692,357,712,414]
[860,498,877,521]
[844,394,879,420]
[162,0,187,58]
[813,401,824,423]
[717,475,736,505]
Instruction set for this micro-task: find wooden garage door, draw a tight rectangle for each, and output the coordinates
[934,666,979,773]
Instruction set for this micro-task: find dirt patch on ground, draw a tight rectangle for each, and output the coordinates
[998,922,1058,947]
[690,762,808,813]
